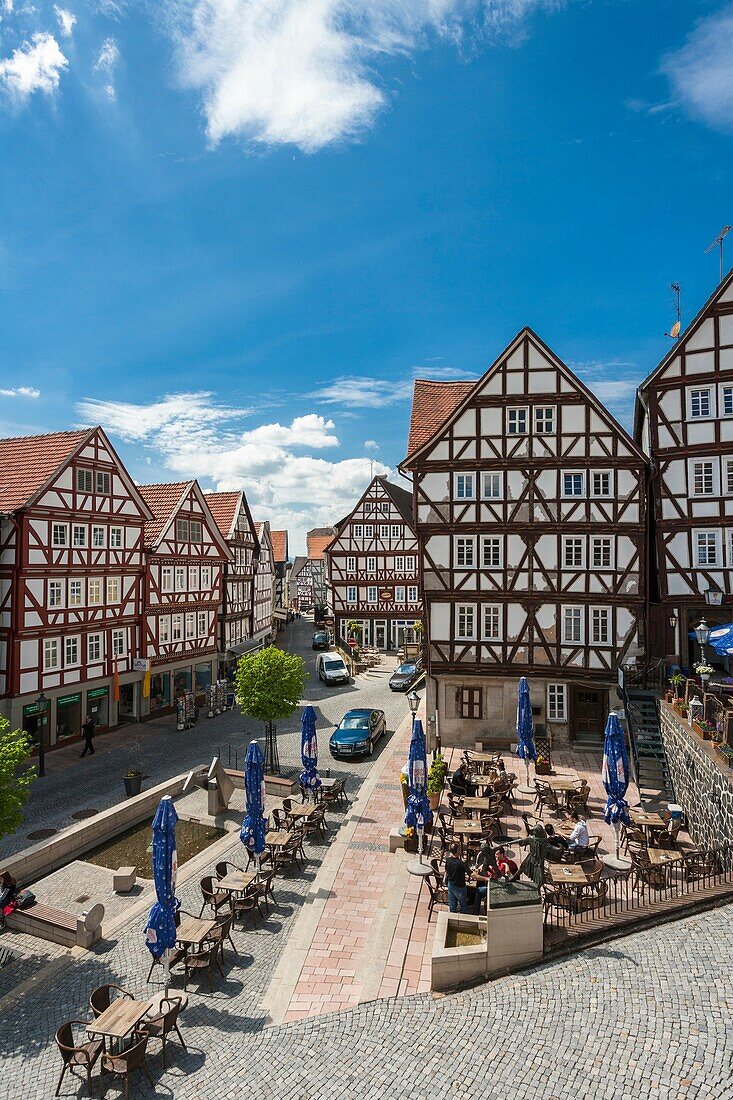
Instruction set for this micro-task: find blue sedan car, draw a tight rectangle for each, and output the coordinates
[329,708,387,758]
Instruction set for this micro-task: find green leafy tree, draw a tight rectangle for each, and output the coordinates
[0,718,36,840]
[235,647,307,774]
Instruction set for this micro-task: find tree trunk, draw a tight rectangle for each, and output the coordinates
[264,720,280,775]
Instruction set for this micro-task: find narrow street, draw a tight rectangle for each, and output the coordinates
[0,618,418,857]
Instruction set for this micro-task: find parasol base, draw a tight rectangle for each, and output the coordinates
[406,860,434,878]
[603,854,632,871]
[517,785,535,795]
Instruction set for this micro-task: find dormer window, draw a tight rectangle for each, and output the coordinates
[76,468,93,493]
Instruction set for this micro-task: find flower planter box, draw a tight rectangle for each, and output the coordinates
[535,762,552,776]
[428,791,441,811]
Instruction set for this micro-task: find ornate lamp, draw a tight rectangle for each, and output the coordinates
[36,691,49,778]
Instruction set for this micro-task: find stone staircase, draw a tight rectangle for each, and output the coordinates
[626,688,675,804]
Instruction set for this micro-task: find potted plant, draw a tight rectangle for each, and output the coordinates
[669,672,684,700]
[123,742,142,797]
[427,753,447,810]
[535,748,552,776]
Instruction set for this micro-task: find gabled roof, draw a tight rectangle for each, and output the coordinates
[405,380,474,459]
[289,555,307,579]
[0,428,92,513]
[378,477,414,525]
[307,528,335,561]
[138,482,191,545]
[205,491,241,539]
[401,327,647,468]
[270,529,288,563]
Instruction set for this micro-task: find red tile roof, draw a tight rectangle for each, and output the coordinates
[306,529,334,561]
[205,491,241,538]
[0,429,92,512]
[138,482,191,545]
[405,379,474,459]
[270,529,288,563]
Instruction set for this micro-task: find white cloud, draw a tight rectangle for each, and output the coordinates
[311,364,472,408]
[168,0,565,151]
[94,36,120,98]
[76,391,380,551]
[0,33,68,102]
[569,359,639,427]
[0,385,41,398]
[661,4,733,133]
[364,439,379,450]
[54,6,77,37]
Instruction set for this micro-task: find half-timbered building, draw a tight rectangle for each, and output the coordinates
[206,490,259,670]
[253,522,276,645]
[288,556,326,612]
[325,476,422,650]
[635,271,733,668]
[0,428,152,749]
[271,529,290,618]
[400,328,648,748]
[138,482,231,716]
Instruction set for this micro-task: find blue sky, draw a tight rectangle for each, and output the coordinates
[1,0,732,551]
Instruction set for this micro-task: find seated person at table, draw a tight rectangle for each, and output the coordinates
[544,824,569,855]
[567,811,590,854]
[445,843,472,913]
[451,763,476,797]
[495,847,518,877]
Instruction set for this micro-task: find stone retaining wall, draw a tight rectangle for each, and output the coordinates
[658,701,733,849]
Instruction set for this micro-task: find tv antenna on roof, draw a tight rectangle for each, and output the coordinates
[704,225,732,283]
[665,282,681,340]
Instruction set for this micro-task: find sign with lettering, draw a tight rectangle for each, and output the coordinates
[380,589,393,601]
[87,687,109,700]
[58,693,81,707]
[132,658,150,672]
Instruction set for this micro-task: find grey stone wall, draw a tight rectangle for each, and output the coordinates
[659,702,733,849]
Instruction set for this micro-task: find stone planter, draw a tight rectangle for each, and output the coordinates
[428,791,441,811]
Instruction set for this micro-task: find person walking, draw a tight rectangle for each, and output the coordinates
[80,714,96,757]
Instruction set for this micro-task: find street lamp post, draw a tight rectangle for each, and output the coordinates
[36,691,48,778]
[694,617,710,664]
[407,690,419,731]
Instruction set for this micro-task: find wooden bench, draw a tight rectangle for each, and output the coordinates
[7,901,104,949]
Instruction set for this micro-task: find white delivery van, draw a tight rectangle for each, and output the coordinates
[316,653,350,686]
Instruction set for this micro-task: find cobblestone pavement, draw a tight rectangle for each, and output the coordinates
[1,618,414,857]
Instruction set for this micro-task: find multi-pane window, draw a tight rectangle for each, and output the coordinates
[347,556,356,572]
[563,607,583,644]
[367,556,376,572]
[692,460,715,495]
[456,604,476,639]
[159,617,170,644]
[188,566,200,590]
[172,614,183,641]
[353,524,363,538]
[563,537,584,568]
[395,555,405,572]
[364,525,374,538]
[591,537,613,569]
[88,578,102,604]
[380,524,389,538]
[483,604,501,641]
[391,524,401,538]
[190,520,202,542]
[696,531,719,567]
[72,525,86,547]
[482,537,502,568]
[723,386,733,416]
[43,638,59,670]
[185,613,196,639]
[201,566,211,588]
[727,460,733,496]
[456,537,475,567]
[346,586,357,603]
[107,577,120,603]
[367,586,377,603]
[176,518,189,541]
[65,636,79,666]
[534,406,555,434]
[455,473,475,500]
[198,611,207,636]
[459,688,482,720]
[395,586,405,603]
[88,634,102,662]
[76,468,93,492]
[69,580,83,607]
[481,472,503,499]
[563,473,584,497]
[175,567,186,591]
[592,608,610,644]
[690,388,712,418]
[592,472,612,497]
[48,581,63,608]
[405,556,416,572]
[109,527,122,549]
[161,567,173,592]
[95,471,110,495]
[112,629,125,657]
[547,684,567,722]
[92,526,105,548]
[507,408,528,435]
[52,523,68,547]
[407,586,419,603]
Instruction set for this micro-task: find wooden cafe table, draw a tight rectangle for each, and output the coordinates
[217,871,256,895]
[452,819,483,837]
[646,848,683,867]
[176,914,217,950]
[87,998,149,1049]
[266,830,292,849]
[460,797,494,814]
[631,809,667,841]
[288,803,317,820]
[545,863,589,886]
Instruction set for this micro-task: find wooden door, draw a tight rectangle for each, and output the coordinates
[571,688,606,742]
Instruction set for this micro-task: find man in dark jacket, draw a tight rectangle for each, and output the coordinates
[444,842,471,913]
[80,714,96,757]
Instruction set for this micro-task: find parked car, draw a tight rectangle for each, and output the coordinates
[312,630,330,650]
[329,709,387,757]
[316,653,350,686]
[389,658,424,692]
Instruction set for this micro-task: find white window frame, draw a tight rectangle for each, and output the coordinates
[201,566,211,588]
[43,638,59,670]
[395,555,405,572]
[95,470,111,495]
[175,567,186,592]
[562,536,585,569]
[406,555,416,572]
[721,384,733,417]
[454,473,475,500]
[591,537,613,570]
[109,527,123,549]
[159,617,170,644]
[76,468,93,493]
[380,524,390,538]
[562,606,583,644]
[72,524,87,548]
[64,635,80,666]
[52,523,68,547]
[455,536,476,568]
[185,613,196,640]
[726,459,733,496]
[68,579,84,607]
[161,567,173,593]
[691,459,716,496]
[591,607,611,645]
[591,471,612,497]
[111,629,125,657]
[481,471,503,500]
[353,524,363,538]
[198,611,207,637]
[695,530,720,567]
[346,586,357,603]
[188,566,200,591]
[456,603,476,640]
[175,518,189,542]
[391,524,400,539]
[87,633,102,662]
[190,520,203,542]
[92,526,105,548]
[481,536,502,569]
[367,586,377,604]
[48,580,64,609]
[363,524,374,538]
[347,556,356,572]
[507,408,528,436]
[534,406,556,435]
[407,585,418,603]
[547,683,567,722]
[367,557,376,573]
[395,586,406,603]
[689,387,713,419]
[562,472,585,498]
[482,604,501,641]
[107,577,120,603]
[172,614,183,641]
[88,578,102,605]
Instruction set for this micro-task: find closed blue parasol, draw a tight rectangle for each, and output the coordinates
[516,677,536,788]
[144,795,180,994]
[405,718,432,861]
[300,705,321,797]
[240,740,267,875]
[602,711,631,863]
